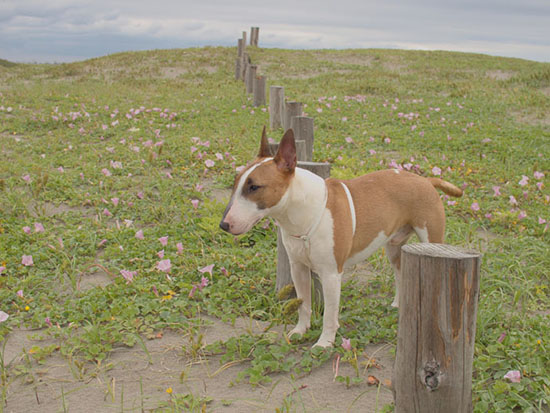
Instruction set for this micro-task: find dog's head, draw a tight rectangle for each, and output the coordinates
[219,127,296,235]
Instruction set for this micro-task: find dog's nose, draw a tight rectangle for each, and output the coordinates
[219,220,230,232]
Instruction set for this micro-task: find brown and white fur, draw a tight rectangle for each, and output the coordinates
[220,128,463,348]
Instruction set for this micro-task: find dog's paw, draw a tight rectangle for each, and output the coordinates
[287,326,306,339]
[391,298,399,308]
[312,338,334,348]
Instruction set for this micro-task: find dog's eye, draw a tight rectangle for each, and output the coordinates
[249,184,261,192]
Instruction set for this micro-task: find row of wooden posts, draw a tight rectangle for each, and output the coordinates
[232,27,482,413]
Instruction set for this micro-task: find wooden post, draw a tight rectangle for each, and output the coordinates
[275,161,332,305]
[246,65,257,94]
[269,86,285,130]
[241,53,250,82]
[235,58,242,80]
[250,27,259,46]
[237,38,244,58]
[290,116,314,161]
[284,101,302,131]
[393,243,481,413]
[242,31,247,49]
[253,76,266,107]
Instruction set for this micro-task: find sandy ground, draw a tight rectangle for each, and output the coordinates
[2,314,394,412]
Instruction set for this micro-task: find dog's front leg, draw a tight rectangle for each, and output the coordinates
[287,261,312,338]
[314,272,342,348]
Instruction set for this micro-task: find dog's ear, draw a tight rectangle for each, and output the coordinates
[258,126,271,158]
[274,129,296,172]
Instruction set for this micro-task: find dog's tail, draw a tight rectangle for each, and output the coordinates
[428,178,463,197]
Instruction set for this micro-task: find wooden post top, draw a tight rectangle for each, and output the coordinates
[402,243,481,259]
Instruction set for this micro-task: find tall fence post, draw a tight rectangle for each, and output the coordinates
[253,76,266,107]
[290,116,315,162]
[283,101,303,131]
[250,27,260,46]
[393,243,481,413]
[270,86,285,130]
[246,65,257,94]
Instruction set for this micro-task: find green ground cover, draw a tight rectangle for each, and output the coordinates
[0,46,549,411]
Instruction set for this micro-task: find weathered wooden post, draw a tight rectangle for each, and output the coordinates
[235,58,242,80]
[290,116,315,162]
[242,31,247,49]
[283,101,303,131]
[250,27,260,46]
[269,86,285,130]
[393,243,481,413]
[253,76,266,107]
[237,38,244,58]
[246,65,257,94]
[241,52,250,82]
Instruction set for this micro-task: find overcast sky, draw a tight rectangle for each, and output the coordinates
[1,0,549,63]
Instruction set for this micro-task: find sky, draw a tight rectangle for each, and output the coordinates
[1,0,549,64]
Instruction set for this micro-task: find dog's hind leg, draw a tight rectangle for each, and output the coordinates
[287,261,312,338]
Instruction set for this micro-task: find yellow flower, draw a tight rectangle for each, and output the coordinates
[166,387,173,394]
[161,295,173,301]
[25,306,30,311]
[537,339,542,345]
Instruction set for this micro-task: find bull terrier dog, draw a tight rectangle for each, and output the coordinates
[219,128,463,347]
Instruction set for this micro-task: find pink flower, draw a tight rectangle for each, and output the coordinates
[432,166,442,176]
[518,175,529,186]
[492,186,501,196]
[189,285,198,298]
[23,226,31,234]
[137,191,144,199]
[0,311,8,323]
[199,276,209,290]
[503,370,521,383]
[534,171,544,180]
[199,264,214,276]
[135,229,144,240]
[120,270,136,284]
[191,199,199,209]
[176,242,183,254]
[0,266,5,274]
[157,250,165,259]
[57,166,64,173]
[509,196,518,206]
[111,198,119,206]
[97,239,107,247]
[518,211,527,220]
[497,332,506,343]
[205,159,215,168]
[102,168,112,177]
[34,222,45,233]
[103,208,112,217]
[345,137,354,144]
[471,202,480,212]
[22,174,31,183]
[341,337,352,351]
[220,267,228,276]
[369,149,377,155]
[22,255,34,266]
[156,259,171,273]
[17,289,23,298]
[45,317,53,327]
[539,217,547,225]
[447,200,456,206]
[159,236,168,246]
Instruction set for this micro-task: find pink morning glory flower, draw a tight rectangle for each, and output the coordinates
[432,166,442,176]
[103,208,112,217]
[120,270,136,284]
[205,159,215,168]
[16,290,23,298]
[34,222,45,233]
[534,171,544,180]
[518,175,529,186]
[177,242,183,254]
[135,229,144,240]
[341,337,352,351]
[23,226,31,234]
[22,255,34,266]
[157,250,165,259]
[199,264,214,277]
[492,186,501,196]
[191,199,199,209]
[471,202,480,212]
[509,196,518,206]
[156,259,171,273]
[159,236,168,246]
[503,370,521,383]
[518,211,527,220]
[22,174,31,183]
[102,168,112,177]
[0,311,8,323]
[199,277,209,290]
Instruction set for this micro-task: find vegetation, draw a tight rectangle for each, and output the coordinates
[0,46,549,411]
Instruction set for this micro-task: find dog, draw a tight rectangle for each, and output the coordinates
[220,128,463,347]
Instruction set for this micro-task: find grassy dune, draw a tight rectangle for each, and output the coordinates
[0,47,549,411]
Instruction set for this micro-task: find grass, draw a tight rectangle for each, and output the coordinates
[0,46,549,411]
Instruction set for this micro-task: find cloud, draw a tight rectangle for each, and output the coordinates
[0,0,548,62]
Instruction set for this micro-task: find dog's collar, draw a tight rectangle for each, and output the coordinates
[289,182,328,243]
